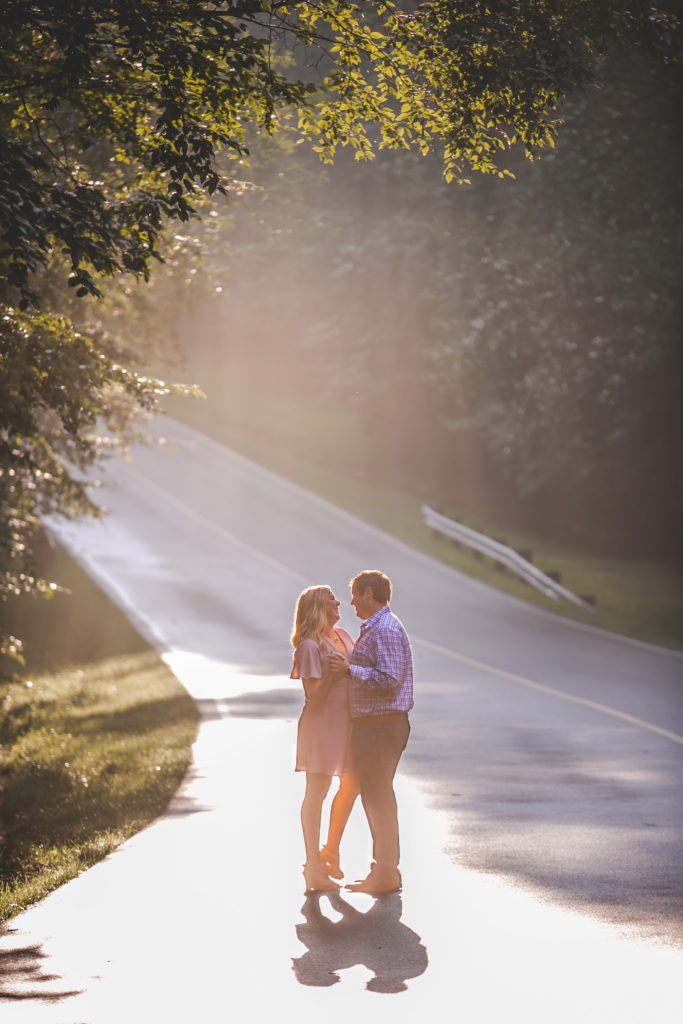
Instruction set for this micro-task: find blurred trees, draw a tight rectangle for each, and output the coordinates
[179,48,682,555]
[0,1,679,656]
[449,60,682,551]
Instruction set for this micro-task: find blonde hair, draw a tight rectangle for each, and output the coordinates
[291,585,332,649]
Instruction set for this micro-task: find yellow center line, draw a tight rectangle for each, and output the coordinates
[414,635,683,746]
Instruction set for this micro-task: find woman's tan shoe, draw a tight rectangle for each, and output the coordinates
[303,862,339,893]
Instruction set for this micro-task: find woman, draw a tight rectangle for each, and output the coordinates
[291,585,360,892]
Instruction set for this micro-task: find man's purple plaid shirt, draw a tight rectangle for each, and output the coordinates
[348,605,414,717]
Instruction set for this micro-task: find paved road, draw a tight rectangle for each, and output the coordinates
[1,418,681,1022]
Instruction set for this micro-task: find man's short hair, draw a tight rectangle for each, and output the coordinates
[351,570,392,604]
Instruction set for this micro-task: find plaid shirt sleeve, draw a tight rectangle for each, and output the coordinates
[349,607,414,715]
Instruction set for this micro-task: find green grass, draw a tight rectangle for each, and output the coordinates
[0,545,199,921]
[170,391,683,652]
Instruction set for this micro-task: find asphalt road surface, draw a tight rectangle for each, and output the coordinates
[1,417,681,1023]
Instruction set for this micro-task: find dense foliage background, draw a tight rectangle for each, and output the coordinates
[1,1,680,657]
[157,51,683,557]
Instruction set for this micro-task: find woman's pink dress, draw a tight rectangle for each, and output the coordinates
[292,630,354,776]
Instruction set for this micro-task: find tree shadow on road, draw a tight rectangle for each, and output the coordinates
[292,892,428,993]
[0,937,83,1002]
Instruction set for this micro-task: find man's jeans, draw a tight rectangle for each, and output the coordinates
[351,713,410,870]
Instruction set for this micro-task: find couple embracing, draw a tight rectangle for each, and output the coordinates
[291,570,413,896]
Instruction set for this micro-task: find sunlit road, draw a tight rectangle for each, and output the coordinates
[2,417,682,1023]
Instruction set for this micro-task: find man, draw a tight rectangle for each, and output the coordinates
[330,569,413,894]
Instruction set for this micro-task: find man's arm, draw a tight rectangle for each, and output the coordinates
[348,627,408,690]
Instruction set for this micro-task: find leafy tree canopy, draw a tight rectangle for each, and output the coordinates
[1,1,675,307]
[0,0,677,657]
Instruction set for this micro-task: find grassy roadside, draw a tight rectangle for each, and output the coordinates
[0,543,199,921]
[170,395,683,652]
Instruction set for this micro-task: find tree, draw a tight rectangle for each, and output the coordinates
[0,0,677,656]
[2,1,675,307]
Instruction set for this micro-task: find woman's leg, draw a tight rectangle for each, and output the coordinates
[301,772,332,864]
[324,770,360,856]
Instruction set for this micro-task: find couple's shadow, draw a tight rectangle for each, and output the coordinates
[292,891,428,993]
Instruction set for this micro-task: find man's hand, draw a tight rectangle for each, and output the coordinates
[327,653,349,679]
